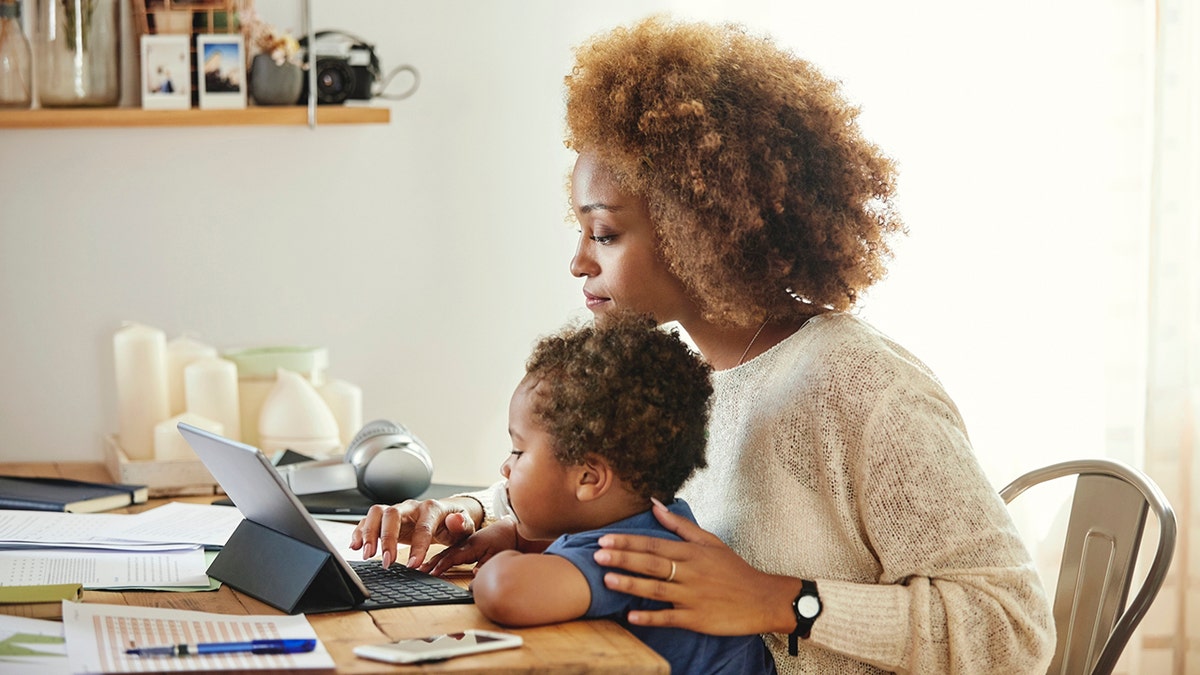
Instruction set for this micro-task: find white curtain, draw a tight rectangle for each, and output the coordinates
[1139,0,1199,672]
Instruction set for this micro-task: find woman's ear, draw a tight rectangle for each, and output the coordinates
[574,454,614,502]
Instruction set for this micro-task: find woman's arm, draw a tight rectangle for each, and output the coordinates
[593,501,804,635]
[350,496,482,568]
[593,378,1056,674]
[471,550,591,626]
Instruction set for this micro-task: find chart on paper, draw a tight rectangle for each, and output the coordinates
[62,602,333,673]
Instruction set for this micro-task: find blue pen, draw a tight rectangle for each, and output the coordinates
[125,638,316,657]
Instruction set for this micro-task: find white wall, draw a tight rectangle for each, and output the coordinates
[0,0,1148,490]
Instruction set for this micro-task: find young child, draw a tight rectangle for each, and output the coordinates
[462,311,776,674]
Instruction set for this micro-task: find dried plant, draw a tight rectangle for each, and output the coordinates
[236,3,301,66]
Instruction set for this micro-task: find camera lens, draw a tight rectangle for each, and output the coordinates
[314,58,355,104]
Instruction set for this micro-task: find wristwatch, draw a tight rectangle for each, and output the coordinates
[789,579,821,656]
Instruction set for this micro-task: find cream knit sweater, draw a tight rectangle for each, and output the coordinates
[469,312,1054,674]
[679,312,1053,674]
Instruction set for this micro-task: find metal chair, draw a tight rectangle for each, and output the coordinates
[1000,459,1176,675]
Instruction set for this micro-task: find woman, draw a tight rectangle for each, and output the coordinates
[352,15,1053,674]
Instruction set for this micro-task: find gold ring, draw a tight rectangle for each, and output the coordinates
[665,560,677,583]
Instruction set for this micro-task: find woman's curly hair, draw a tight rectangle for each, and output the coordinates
[525,311,713,501]
[564,15,905,326]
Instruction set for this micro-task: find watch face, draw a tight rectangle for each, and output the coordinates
[796,595,820,619]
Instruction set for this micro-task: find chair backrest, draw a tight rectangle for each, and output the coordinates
[1001,459,1176,675]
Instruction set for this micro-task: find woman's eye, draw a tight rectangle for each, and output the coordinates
[589,234,616,245]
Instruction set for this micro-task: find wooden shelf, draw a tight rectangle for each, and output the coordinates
[0,106,390,129]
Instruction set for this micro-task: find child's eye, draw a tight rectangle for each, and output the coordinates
[509,450,524,459]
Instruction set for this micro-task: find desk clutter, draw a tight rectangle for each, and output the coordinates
[0,602,333,673]
[111,322,363,496]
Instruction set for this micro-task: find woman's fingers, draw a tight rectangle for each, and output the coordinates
[349,506,380,553]
[405,504,443,567]
[593,547,678,581]
[379,504,409,568]
[648,501,724,545]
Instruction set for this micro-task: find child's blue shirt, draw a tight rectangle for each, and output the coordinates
[544,498,777,675]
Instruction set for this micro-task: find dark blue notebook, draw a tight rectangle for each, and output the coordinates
[0,476,148,514]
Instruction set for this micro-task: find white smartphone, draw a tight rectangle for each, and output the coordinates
[353,629,523,664]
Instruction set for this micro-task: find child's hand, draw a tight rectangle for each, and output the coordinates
[420,517,520,576]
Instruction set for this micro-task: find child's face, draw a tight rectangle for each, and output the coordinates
[501,378,582,540]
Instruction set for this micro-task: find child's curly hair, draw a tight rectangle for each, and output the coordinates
[524,311,713,501]
[564,15,906,326]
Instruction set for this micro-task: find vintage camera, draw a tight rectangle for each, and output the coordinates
[298,31,380,105]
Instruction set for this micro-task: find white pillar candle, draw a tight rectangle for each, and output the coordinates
[154,412,224,462]
[320,378,363,452]
[184,357,242,442]
[166,336,217,416]
[113,322,170,460]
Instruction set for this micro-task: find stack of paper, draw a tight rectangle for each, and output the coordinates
[0,501,351,673]
[0,501,363,595]
[0,502,244,594]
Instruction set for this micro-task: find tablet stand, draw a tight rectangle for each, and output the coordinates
[207,519,362,614]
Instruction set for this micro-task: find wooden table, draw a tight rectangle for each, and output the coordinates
[0,462,669,674]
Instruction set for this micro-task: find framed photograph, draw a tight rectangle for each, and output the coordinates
[140,35,191,110]
[196,34,247,110]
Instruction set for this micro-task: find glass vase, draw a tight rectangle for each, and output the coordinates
[0,1,33,108]
[35,0,119,107]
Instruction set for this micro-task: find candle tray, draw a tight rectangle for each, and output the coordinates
[104,434,223,498]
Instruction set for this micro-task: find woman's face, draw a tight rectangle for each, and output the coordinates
[569,152,693,323]
[500,378,582,541]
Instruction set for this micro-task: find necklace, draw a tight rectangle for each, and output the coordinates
[737,316,770,366]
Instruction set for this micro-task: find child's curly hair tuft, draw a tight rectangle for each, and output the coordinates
[565,15,906,326]
[525,311,713,501]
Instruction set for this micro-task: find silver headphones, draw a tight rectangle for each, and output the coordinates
[277,419,434,503]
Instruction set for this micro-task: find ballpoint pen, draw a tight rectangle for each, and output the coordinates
[125,638,317,657]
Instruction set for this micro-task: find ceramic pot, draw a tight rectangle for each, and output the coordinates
[249,53,302,106]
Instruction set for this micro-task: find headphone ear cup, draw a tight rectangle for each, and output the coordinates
[345,419,434,503]
[346,419,406,465]
[359,443,433,503]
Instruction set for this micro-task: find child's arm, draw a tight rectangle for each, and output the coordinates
[471,550,591,626]
[422,516,551,576]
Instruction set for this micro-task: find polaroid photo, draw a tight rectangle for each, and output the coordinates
[141,34,191,110]
[196,34,247,110]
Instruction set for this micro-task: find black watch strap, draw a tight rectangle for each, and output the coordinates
[789,579,821,656]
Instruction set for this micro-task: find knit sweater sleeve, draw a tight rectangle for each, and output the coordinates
[810,368,1054,674]
[451,479,512,527]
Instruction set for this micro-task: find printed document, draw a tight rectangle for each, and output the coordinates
[0,547,209,588]
[63,601,333,673]
[0,502,243,550]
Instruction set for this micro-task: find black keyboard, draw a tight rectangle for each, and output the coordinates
[349,560,474,609]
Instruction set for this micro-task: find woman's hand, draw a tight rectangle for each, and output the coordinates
[594,499,802,636]
[349,497,481,569]
[420,517,521,576]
